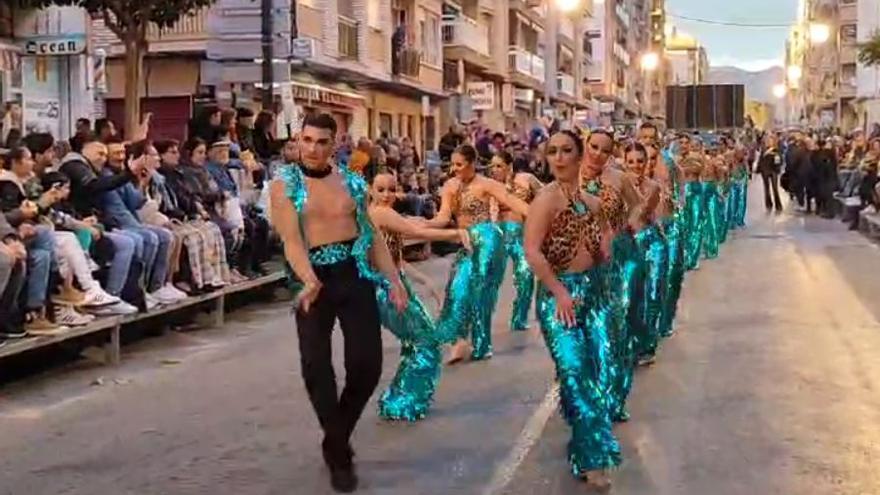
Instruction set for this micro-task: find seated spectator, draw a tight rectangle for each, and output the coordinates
[150,139,229,292]
[349,137,372,176]
[99,138,187,307]
[0,213,27,340]
[0,147,62,333]
[207,140,271,278]
[59,135,139,306]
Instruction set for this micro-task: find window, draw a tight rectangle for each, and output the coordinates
[0,3,12,37]
[407,115,414,139]
[398,113,405,136]
[425,116,435,151]
[367,0,382,29]
[368,108,375,138]
[379,112,392,136]
[841,24,857,44]
[421,13,441,66]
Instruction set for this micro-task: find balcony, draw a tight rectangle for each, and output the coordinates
[148,9,207,41]
[393,47,422,78]
[559,17,575,42]
[338,16,359,59]
[509,46,545,84]
[442,15,490,56]
[557,72,575,96]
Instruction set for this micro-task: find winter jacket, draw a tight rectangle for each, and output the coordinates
[0,169,33,227]
[0,210,17,241]
[157,164,201,219]
[99,168,145,229]
[180,164,224,211]
[58,152,133,218]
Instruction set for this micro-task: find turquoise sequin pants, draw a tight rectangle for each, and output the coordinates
[500,221,534,331]
[718,183,730,244]
[733,178,748,228]
[683,181,705,271]
[702,182,722,260]
[377,272,444,421]
[604,234,640,422]
[536,270,622,477]
[660,215,685,338]
[437,222,506,360]
[632,225,669,359]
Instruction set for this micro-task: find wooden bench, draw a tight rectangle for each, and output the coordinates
[0,272,286,366]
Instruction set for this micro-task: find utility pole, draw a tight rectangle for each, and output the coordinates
[261,0,274,110]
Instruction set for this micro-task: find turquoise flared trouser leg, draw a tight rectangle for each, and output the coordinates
[500,221,534,331]
[726,182,741,230]
[604,234,640,422]
[683,182,705,271]
[718,186,730,244]
[536,270,622,477]
[632,226,668,359]
[736,179,748,227]
[437,222,506,360]
[659,216,685,338]
[702,182,721,260]
[377,272,444,421]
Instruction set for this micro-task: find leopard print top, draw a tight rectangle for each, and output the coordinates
[542,186,602,273]
[381,229,404,265]
[498,180,535,214]
[455,180,492,223]
[584,178,627,231]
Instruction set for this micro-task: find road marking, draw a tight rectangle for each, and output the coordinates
[482,383,560,495]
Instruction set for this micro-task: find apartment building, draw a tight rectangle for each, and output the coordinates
[856,0,880,127]
[665,27,708,87]
[441,0,594,132]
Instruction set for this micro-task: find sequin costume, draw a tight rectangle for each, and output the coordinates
[702,181,722,260]
[584,177,637,422]
[659,151,687,337]
[277,163,386,295]
[534,186,621,477]
[683,181,706,271]
[718,179,731,244]
[498,181,537,330]
[375,229,445,421]
[730,166,749,228]
[436,181,506,360]
[631,224,668,360]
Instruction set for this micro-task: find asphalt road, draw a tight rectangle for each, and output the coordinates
[3,184,880,495]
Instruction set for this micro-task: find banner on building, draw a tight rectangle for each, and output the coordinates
[467,82,495,111]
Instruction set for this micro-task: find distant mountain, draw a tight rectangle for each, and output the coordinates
[706,66,784,104]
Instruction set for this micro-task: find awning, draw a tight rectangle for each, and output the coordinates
[289,72,364,108]
[0,43,21,72]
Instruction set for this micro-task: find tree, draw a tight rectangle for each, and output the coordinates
[20,0,216,137]
[858,31,880,68]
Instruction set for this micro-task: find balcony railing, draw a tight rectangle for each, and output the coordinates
[509,46,545,83]
[338,16,359,59]
[441,14,490,57]
[557,73,575,96]
[147,8,207,41]
[394,47,422,78]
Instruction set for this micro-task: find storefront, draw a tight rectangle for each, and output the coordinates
[16,6,92,140]
[289,72,365,138]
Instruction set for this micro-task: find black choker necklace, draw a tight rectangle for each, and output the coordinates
[299,164,333,179]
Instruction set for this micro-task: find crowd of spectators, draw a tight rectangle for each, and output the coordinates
[0,107,279,345]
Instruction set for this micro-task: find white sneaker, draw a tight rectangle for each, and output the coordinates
[54,306,93,327]
[81,288,120,307]
[87,300,139,316]
[163,284,189,300]
[151,286,186,305]
[144,293,161,310]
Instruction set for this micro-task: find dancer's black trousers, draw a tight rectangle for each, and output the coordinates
[295,258,382,446]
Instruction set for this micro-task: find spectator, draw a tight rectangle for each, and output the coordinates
[253,110,280,162]
[439,125,463,162]
[0,213,27,340]
[94,118,117,143]
[189,106,223,144]
[155,139,231,292]
[58,137,139,304]
[75,118,91,138]
[349,137,372,176]
[235,107,257,153]
[100,138,186,307]
[811,137,838,218]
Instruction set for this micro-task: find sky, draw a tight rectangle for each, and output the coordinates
[665,0,800,72]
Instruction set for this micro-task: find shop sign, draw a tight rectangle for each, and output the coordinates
[24,96,61,136]
[514,88,534,103]
[23,35,86,56]
[291,38,315,60]
[466,82,495,110]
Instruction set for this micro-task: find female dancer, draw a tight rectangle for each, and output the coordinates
[653,144,685,338]
[524,130,619,490]
[681,154,706,271]
[580,130,644,423]
[701,155,725,260]
[425,145,529,363]
[368,172,472,421]
[490,151,543,331]
[622,143,668,366]
[729,147,749,228]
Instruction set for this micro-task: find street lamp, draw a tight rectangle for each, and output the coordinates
[787,65,803,83]
[641,52,660,72]
[773,84,787,99]
[809,22,831,44]
[555,0,580,13]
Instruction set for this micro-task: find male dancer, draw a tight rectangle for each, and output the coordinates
[270,113,407,492]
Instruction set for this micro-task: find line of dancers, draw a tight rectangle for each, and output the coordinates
[271,113,751,492]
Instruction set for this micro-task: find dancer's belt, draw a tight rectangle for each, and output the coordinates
[308,239,356,266]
